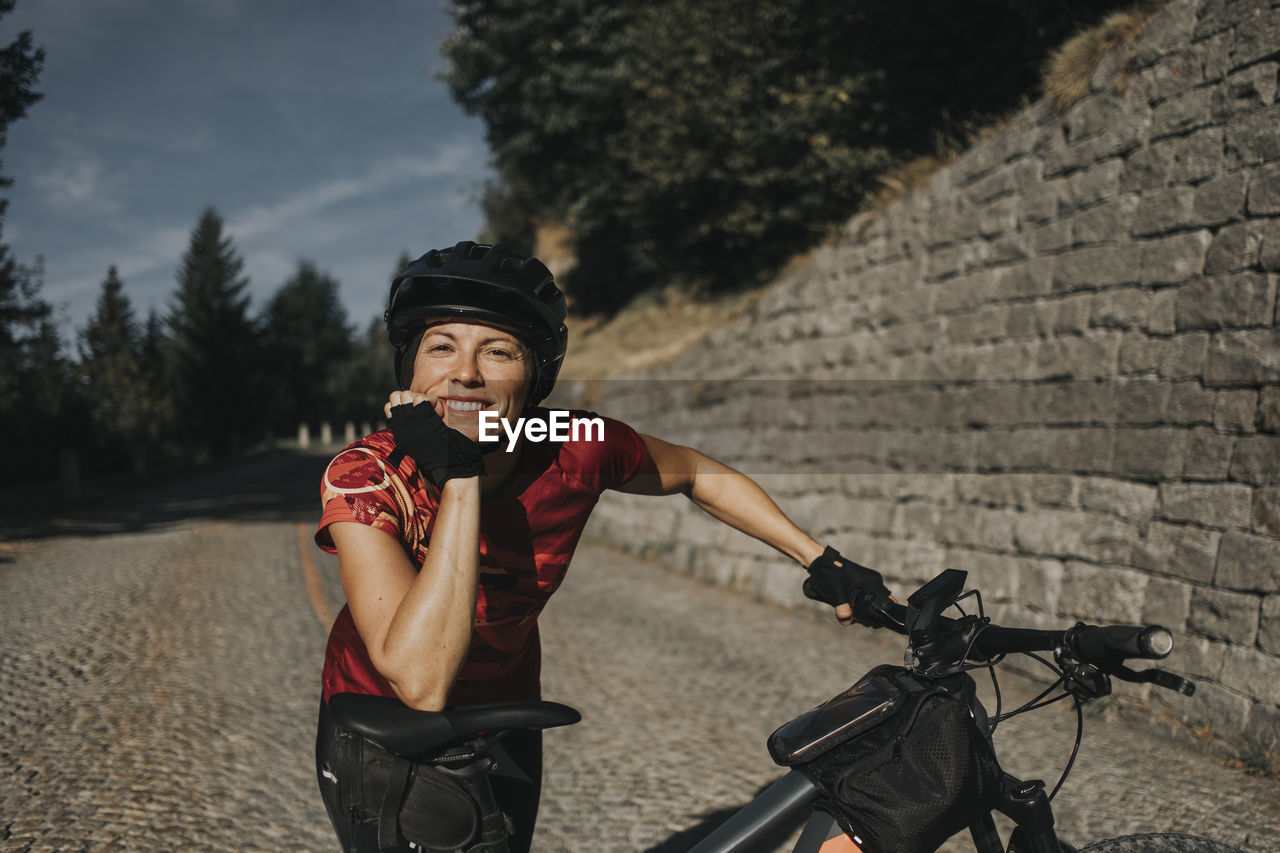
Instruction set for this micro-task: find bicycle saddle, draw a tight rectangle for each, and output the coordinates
[328,693,581,760]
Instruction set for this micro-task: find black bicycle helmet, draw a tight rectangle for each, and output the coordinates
[385,241,568,406]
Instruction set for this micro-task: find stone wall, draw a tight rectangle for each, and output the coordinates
[567,0,1280,745]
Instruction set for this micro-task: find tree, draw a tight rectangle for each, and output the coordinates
[78,267,154,471]
[0,1,51,481]
[259,259,352,436]
[443,0,1136,312]
[166,207,262,461]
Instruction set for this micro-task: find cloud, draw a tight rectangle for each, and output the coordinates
[226,142,483,244]
[33,157,119,214]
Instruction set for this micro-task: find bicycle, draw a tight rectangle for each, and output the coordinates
[328,567,1247,853]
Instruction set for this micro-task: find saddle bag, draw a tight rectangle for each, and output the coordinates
[770,665,1003,853]
[333,725,504,852]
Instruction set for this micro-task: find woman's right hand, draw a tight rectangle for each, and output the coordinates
[385,398,485,488]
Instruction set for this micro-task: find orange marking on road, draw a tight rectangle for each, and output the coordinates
[297,518,334,627]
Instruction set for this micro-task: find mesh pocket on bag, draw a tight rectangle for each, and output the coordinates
[798,689,1002,853]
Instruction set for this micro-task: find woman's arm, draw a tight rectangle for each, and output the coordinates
[616,433,827,567]
[330,475,481,711]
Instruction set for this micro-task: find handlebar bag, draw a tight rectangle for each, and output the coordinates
[791,666,1002,853]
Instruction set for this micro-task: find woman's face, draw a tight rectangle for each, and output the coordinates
[407,320,534,441]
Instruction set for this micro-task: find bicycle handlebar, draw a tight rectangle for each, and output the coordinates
[857,597,1174,667]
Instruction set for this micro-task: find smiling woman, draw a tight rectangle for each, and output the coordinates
[310,242,884,853]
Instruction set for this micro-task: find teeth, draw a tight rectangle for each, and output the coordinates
[446,400,489,412]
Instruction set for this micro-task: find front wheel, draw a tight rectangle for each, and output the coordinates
[1078,833,1244,853]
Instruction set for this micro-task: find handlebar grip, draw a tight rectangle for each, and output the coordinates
[1067,624,1174,661]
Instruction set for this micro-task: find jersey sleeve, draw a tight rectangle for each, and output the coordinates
[560,410,651,493]
[315,443,414,553]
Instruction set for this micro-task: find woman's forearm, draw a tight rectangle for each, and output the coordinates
[686,455,825,567]
[377,477,481,709]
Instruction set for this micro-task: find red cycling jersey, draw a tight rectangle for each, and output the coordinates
[315,409,650,707]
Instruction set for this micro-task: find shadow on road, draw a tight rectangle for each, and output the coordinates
[641,780,809,853]
[0,448,334,548]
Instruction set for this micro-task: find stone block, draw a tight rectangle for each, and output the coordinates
[1142,576,1193,629]
[1193,0,1243,42]
[1175,272,1277,329]
[1140,230,1212,285]
[1074,200,1133,247]
[1059,561,1148,622]
[1185,426,1236,480]
[1246,702,1280,751]
[1050,293,1094,334]
[1262,387,1280,433]
[1206,329,1280,386]
[996,259,1055,300]
[1262,220,1280,270]
[1080,476,1158,521]
[1230,434,1280,485]
[1113,427,1189,480]
[1092,287,1151,331]
[1011,508,1136,564]
[1147,288,1178,334]
[1192,171,1248,226]
[1053,245,1139,291]
[967,166,1018,205]
[1132,185,1198,236]
[1114,379,1172,425]
[1205,221,1265,274]
[1135,45,1204,100]
[1176,681,1252,739]
[1134,521,1221,583]
[1246,162,1280,215]
[1261,595,1280,654]
[1201,30,1233,82]
[1228,7,1280,69]
[1063,160,1126,213]
[1211,62,1279,120]
[1226,104,1280,166]
[1189,586,1260,644]
[1135,2,1197,67]
[1216,530,1280,592]
[1214,389,1259,433]
[1167,381,1217,425]
[1151,86,1214,139]
[1117,332,1184,377]
[1168,127,1227,185]
[1255,486,1280,535]
[1159,481,1255,529]
[1164,634,1227,682]
[1220,645,1280,706]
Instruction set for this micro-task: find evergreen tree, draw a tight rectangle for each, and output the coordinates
[259,259,352,436]
[166,207,262,461]
[0,2,49,481]
[78,266,152,471]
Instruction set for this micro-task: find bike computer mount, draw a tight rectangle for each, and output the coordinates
[902,569,983,673]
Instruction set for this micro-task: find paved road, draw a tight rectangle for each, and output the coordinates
[1,451,1276,851]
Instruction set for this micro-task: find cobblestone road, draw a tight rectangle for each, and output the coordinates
[2,452,1276,851]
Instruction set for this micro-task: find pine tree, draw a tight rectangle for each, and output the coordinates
[259,259,351,436]
[78,266,153,471]
[166,207,262,461]
[0,3,48,481]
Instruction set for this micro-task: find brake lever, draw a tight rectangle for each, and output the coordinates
[1109,664,1197,696]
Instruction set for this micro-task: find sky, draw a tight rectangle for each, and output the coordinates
[2,0,489,340]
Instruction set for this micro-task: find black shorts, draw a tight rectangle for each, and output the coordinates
[315,699,543,853]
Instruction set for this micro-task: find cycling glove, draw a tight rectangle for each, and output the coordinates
[388,401,487,488]
[803,547,891,616]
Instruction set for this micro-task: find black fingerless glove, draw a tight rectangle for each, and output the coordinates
[802,546,891,615]
[387,402,486,488]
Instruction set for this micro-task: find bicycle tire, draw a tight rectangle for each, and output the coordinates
[1077,833,1244,853]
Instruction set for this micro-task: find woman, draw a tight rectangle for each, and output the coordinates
[313,241,888,852]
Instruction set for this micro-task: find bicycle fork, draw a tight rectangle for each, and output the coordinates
[969,775,1063,853]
